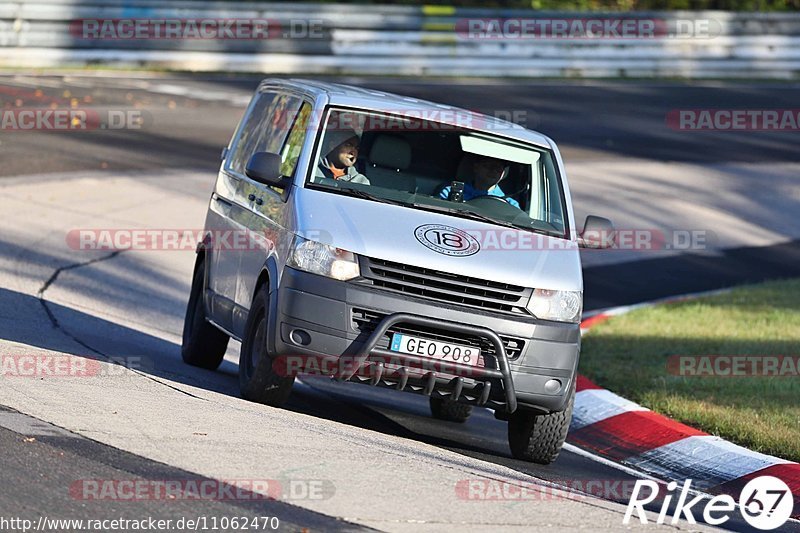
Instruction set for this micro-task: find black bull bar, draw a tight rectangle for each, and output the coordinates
[332,313,519,413]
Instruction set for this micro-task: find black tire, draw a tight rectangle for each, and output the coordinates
[181,257,229,370]
[430,397,473,423]
[239,285,295,407]
[507,381,576,465]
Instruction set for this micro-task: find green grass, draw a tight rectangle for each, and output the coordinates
[580,279,800,462]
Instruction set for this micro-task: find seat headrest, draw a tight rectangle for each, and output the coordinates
[368,135,411,170]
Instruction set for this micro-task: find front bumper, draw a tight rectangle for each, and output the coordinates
[270,267,581,413]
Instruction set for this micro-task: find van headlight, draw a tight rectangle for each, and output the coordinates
[526,289,582,323]
[287,236,360,281]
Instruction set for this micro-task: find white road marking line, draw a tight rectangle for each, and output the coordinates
[140,81,251,106]
[563,443,657,482]
[4,75,252,106]
[8,75,66,88]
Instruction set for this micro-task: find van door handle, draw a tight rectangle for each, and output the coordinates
[255,197,263,206]
[248,194,256,202]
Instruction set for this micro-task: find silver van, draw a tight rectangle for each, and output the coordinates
[182,79,613,464]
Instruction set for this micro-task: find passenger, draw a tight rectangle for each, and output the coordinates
[439,156,519,208]
[315,128,370,185]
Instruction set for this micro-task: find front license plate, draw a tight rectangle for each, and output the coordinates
[389,333,480,366]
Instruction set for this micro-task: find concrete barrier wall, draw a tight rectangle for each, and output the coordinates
[2,0,799,78]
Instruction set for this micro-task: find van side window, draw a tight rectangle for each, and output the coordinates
[226,92,276,174]
[226,91,303,176]
[279,102,312,178]
[260,94,303,156]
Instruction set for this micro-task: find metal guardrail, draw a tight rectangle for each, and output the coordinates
[2,0,800,78]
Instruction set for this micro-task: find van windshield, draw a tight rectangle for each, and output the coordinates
[306,108,568,238]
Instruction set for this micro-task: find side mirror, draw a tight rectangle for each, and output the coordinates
[245,152,287,187]
[579,215,615,249]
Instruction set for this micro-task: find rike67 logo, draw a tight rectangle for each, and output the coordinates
[624,476,794,530]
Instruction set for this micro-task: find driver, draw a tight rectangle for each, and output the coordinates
[315,127,370,185]
[439,156,520,208]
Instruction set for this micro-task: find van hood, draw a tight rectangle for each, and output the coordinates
[293,188,582,292]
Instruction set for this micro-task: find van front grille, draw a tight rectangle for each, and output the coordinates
[357,257,531,315]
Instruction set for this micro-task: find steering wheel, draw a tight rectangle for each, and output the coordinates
[466,195,513,206]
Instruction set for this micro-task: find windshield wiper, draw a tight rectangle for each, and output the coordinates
[309,184,561,238]
[309,184,412,207]
[456,209,523,230]
[411,203,528,230]
[414,203,561,237]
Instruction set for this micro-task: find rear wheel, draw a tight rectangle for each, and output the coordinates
[181,257,229,370]
[239,285,295,407]
[430,397,473,423]
[507,381,575,465]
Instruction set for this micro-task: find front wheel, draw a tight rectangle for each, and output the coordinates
[507,381,575,465]
[181,257,229,370]
[239,285,295,407]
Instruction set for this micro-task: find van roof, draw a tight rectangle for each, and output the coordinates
[259,78,553,149]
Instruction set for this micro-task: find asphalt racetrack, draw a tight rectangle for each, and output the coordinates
[1,74,798,532]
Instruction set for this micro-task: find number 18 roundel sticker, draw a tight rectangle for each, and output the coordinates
[414,224,480,257]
